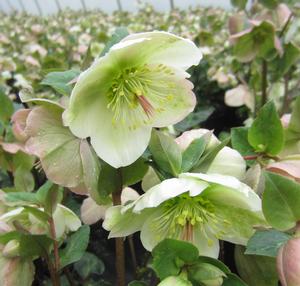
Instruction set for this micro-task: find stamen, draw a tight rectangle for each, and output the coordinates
[136,95,155,118]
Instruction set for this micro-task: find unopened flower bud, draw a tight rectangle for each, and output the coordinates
[277,227,300,286]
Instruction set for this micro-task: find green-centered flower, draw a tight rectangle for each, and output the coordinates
[63,31,202,168]
[103,173,265,257]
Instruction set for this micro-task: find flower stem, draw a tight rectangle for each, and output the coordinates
[261,60,268,108]
[281,74,290,115]
[112,169,126,286]
[128,235,138,277]
[48,217,61,286]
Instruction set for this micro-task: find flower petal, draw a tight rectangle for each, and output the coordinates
[211,202,266,245]
[181,173,262,211]
[132,178,208,213]
[207,146,246,180]
[81,197,109,225]
[116,31,202,70]
[64,94,152,168]
[103,206,153,238]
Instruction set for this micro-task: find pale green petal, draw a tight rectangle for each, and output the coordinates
[133,178,209,213]
[158,276,192,286]
[53,204,81,238]
[211,202,266,245]
[181,173,261,211]
[64,95,152,168]
[151,76,196,128]
[175,128,219,151]
[207,147,246,180]
[102,206,153,238]
[121,31,202,69]
[141,167,161,192]
[120,187,140,204]
[193,226,220,258]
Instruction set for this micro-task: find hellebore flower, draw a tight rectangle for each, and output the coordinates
[63,31,202,168]
[103,173,264,257]
[277,226,300,286]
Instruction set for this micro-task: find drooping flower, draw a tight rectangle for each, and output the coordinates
[63,31,202,168]
[103,172,265,257]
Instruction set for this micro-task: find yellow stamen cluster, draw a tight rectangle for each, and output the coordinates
[107,64,176,129]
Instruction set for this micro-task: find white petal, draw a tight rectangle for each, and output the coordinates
[121,187,140,205]
[181,173,261,211]
[64,94,152,168]
[175,129,219,151]
[119,31,202,70]
[193,226,220,258]
[81,197,110,225]
[207,146,246,180]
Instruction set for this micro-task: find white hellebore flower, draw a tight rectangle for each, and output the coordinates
[103,173,265,258]
[63,31,202,168]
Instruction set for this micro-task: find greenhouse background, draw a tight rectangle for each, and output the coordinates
[0,0,237,14]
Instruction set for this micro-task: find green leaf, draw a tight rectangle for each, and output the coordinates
[40,69,80,96]
[174,107,214,132]
[232,21,278,62]
[245,230,290,257]
[222,273,248,286]
[122,158,149,186]
[271,43,300,81]
[74,252,104,279]
[197,256,230,274]
[181,137,207,172]
[231,127,256,157]
[193,137,230,172]
[100,27,129,57]
[14,166,35,193]
[95,161,117,203]
[36,181,63,214]
[19,234,53,258]
[231,0,247,9]
[5,192,38,205]
[149,130,182,176]
[263,171,300,230]
[60,225,90,269]
[235,245,278,286]
[0,231,21,245]
[152,239,199,280]
[23,206,50,221]
[259,0,279,8]
[248,101,284,155]
[0,87,14,124]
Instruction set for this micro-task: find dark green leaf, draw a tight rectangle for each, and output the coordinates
[5,192,38,205]
[193,137,230,172]
[14,166,35,193]
[248,101,284,155]
[100,27,129,57]
[149,130,182,176]
[122,158,149,186]
[174,107,214,132]
[197,256,230,274]
[152,239,199,280]
[128,282,148,286]
[222,273,248,286]
[60,225,90,269]
[36,181,63,214]
[231,0,247,9]
[0,231,21,245]
[245,230,290,257]
[259,0,279,8]
[40,70,80,96]
[0,87,14,124]
[235,245,278,286]
[19,234,53,258]
[181,137,207,172]
[74,252,105,279]
[231,127,256,157]
[263,171,300,230]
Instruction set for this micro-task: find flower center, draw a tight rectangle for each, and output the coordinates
[107,64,176,128]
[154,193,230,245]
